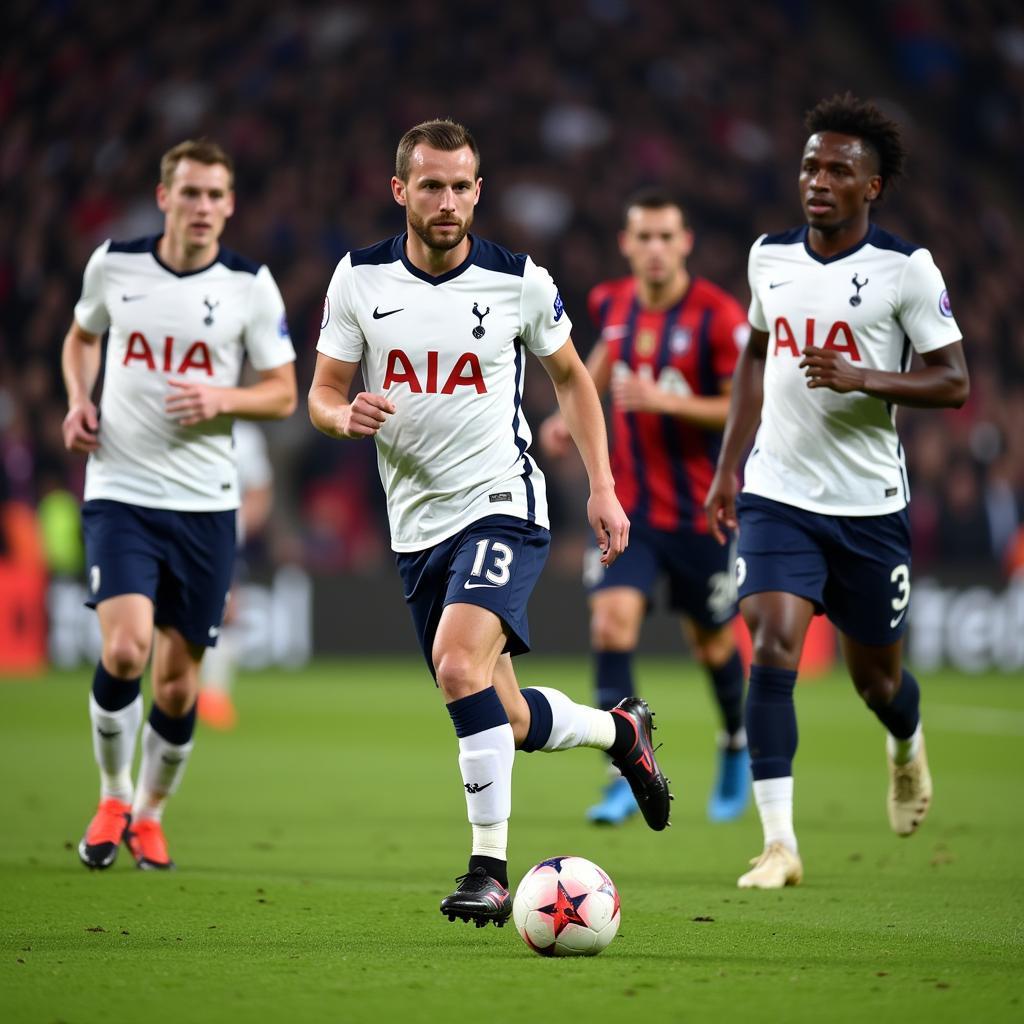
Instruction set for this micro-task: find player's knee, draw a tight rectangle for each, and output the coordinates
[153,676,195,717]
[434,651,483,701]
[749,631,801,670]
[853,670,899,708]
[590,609,636,652]
[103,635,149,679]
[692,631,735,668]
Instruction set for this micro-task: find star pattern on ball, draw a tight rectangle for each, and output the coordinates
[538,882,589,937]
[536,855,570,872]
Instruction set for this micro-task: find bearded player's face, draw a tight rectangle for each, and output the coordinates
[393,144,481,252]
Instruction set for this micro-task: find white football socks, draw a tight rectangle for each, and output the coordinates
[753,776,797,853]
[528,686,617,752]
[458,722,515,861]
[887,722,922,766]
[132,722,194,824]
[89,693,143,804]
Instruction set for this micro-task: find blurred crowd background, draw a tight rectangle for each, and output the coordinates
[2,0,1023,593]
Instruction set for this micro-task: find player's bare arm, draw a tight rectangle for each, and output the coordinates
[539,339,629,565]
[611,369,732,428]
[705,327,769,544]
[800,340,969,408]
[538,340,610,459]
[308,351,395,440]
[165,363,297,426]
[61,319,103,453]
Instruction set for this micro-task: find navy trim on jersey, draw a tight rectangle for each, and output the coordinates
[760,227,806,246]
[868,226,919,256]
[109,235,160,254]
[473,238,527,277]
[656,298,694,525]
[511,339,536,522]
[130,235,262,279]
[621,298,649,522]
[400,234,480,286]
[350,235,405,267]
[761,223,919,263]
[216,247,261,275]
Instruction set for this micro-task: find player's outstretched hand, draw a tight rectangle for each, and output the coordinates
[62,402,100,453]
[705,469,738,545]
[166,380,225,426]
[537,412,574,458]
[588,487,630,566]
[338,392,395,439]
[799,346,866,393]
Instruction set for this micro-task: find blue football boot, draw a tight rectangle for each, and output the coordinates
[707,745,751,822]
[587,776,640,826]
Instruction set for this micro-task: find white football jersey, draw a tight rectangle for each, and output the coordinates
[744,224,962,515]
[317,234,572,551]
[74,237,295,511]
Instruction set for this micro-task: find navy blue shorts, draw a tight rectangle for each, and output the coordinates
[82,499,236,648]
[585,523,737,629]
[736,493,912,646]
[395,515,551,675]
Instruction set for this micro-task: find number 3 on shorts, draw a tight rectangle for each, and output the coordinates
[470,539,514,587]
[889,564,910,627]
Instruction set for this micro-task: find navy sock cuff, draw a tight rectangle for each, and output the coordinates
[519,687,553,753]
[148,702,197,746]
[92,663,141,711]
[749,664,798,697]
[446,687,509,739]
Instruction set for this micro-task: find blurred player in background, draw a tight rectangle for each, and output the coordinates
[63,139,297,871]
[310,119,671,929]
[706,95,969,889]
[197,419,274,730]
[541,190,750,825]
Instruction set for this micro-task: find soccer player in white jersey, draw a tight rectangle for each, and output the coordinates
[63,139,297,870]
[705,95,969,889]
[310,119,672,927]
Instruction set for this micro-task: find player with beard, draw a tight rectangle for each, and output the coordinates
[309,119,672,928]
[706,94,969,889]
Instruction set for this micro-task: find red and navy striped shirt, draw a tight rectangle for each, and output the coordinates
[589,276,747,532]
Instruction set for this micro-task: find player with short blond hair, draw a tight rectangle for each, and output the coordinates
[64,139,297,871]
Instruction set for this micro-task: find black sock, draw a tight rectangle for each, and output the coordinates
[469,854,508,888]
[608,710,637,760]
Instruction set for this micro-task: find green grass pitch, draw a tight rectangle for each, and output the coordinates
[2,658,1022,1023]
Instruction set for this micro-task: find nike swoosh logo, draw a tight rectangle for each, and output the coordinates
[463,581,502,590]
[122,294,147,302]
[890,610,907,628]
[768,281,791,290]
[97,729,121,738]
[372,306,403,319]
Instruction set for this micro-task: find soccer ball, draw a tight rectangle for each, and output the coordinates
[512,855,620,956]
